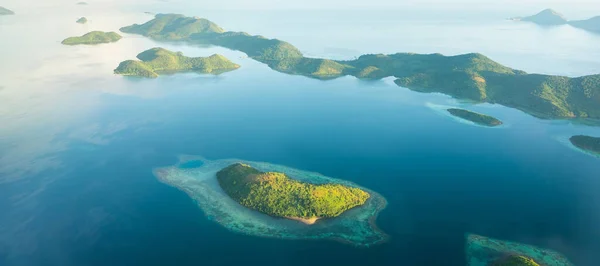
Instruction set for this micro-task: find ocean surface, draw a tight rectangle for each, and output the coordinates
[1,1,600,266]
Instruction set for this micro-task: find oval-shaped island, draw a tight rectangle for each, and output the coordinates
[217,163,370,225]
[569,135,600,157]
[447,108,503,127]
[153,156,388,247]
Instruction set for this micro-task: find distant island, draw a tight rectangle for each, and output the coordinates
[61,31,121,45]
[447,108,503,127]
[114,47,240,78]
[569,135,600,156]
[216,163,370,224]
[76,2,88,5]
[512,9,600,33]
[510,9,568,25]
[569,16,600,33]
[120,14,600,121]
[0,6,14,15]
[76,17,88,24]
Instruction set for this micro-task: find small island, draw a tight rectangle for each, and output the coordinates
[569,135,600,156]
[447,108,503,127]
[114,48,240,78]
[76,2,88,5]
[61,31,121,45]
[120,14,600,121]
[76,17,88,24]
[216,163,369,224]
[512,9,568,25]
[0,6,15,15]
[153,157,388,246]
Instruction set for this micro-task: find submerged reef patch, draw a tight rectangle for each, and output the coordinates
[153,156,388,247]
[466,234,574,266]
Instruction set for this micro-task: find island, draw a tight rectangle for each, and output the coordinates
[120,14,600,121]
[0,6,14,15]
[466,234,574,266]
[216,163,369,224]
[513,9,600,33]
[569,135,600,156]
[76,2,88,5]
[447,108,503,127]
[114,47,240,78]
[153,156,389,246]
[61,31,122,45]
[569,16,600,33]
[511,9,568,25]
[490,255,540,266]
[76,17,88,24]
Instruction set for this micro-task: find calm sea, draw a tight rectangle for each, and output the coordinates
[1,2,600,266]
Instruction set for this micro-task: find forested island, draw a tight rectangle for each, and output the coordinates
[216,163,370,224]
[447,108,503,127]
[0,6,14,15]
[120,14,600,120]
[76,17,88,24]
[114,47,239,78]
[513,9,600,33]
[569,135,600,156]
[61,31,121,45]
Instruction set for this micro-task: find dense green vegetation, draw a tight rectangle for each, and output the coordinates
[0,6,14,15]
[61,31,121,45]
[447,108,503,127]
[490,255,540,266]
[569,135,600,155]
[114,47,239,78]
[516,9,568,25]
[120,14,600,120]
[120,13,224,40]
[216,163,370,220]
[76,17,88,24]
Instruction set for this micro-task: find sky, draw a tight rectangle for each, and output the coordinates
[4,0,600,18]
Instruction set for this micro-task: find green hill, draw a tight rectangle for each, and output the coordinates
[120,14,600,120]
[114,47,240,78]
[61,31,121,45]
[120,13,224,40]
[216,163,370,224]
[0,6,14,15]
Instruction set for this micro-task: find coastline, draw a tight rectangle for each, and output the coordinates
[285,216,320,225]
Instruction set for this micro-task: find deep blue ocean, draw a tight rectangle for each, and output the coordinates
[1,2,600,266]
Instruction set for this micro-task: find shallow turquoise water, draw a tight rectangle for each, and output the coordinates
[1,2,600,266]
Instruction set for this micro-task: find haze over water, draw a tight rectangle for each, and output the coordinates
[1,1,600,266]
